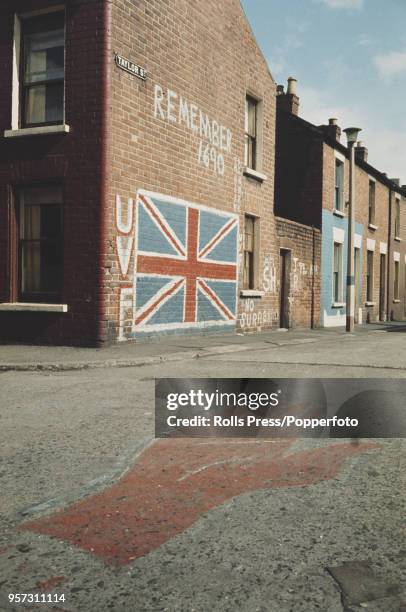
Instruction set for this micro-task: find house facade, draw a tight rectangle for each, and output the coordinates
[275,82,406,329]
[0,0,282,346]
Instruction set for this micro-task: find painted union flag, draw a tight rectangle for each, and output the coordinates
[135,191,239,334]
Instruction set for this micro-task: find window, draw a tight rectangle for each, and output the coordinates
[335,160,344,211]
[366,250,374,302]
[245,96,258,170]
[21,12,65,128]
[18,185,63,302]
[394,199,400,238]
[243,215,257,289]
[394,261,400,300]
[333,242,343,302]
[368,180,375,225]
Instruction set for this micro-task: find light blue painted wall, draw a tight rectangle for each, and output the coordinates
[321,210,364,327]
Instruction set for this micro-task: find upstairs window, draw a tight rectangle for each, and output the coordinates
[394,199,401,238]
[21,12,65,128]
[335,160,344,211]
[19,185,63,302]
[245,96,258,170]
[368,180,375,225]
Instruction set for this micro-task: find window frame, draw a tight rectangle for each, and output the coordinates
[243,214,259,290]
[19,10,65,129]
[366,250,374,302]
[332,241,343,303]
[394,198,401,238]
[334,159,344,212]
[16,183,64,304]
[245,95,258,171]
[368,180,376,226]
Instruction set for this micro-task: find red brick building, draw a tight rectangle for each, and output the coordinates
[0,0,284,346]
[275,80,406,327]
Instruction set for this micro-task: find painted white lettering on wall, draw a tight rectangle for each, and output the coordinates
[233,158,243,212]
[262,254,278,295]
[153,84,233,175]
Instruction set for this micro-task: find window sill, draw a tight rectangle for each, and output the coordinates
[368,223,378,231]
[332,302,345,308]
[240,290,264,298]
[365,302,376,307]
[393,299,401,304]
[243,167,267,182]
[394,236,401,242]
[4,124,70,138]
[333,208,345,218]
[0,303,68,313]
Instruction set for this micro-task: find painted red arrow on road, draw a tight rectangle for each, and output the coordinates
[22,439,378,565]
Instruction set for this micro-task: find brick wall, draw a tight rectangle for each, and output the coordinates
[276,217,321,328]
[105,0,279,342]
[388,194,406,321]
[0,0,107,345]
[275,108,322,229]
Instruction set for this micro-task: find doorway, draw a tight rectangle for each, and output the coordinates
[354,248,360,323]
[279,249,291,328]
[379,253,386,321]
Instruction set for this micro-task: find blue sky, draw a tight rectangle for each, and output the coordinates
[241,0,406,183]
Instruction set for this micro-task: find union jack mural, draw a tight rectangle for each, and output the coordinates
[135,191,239,334]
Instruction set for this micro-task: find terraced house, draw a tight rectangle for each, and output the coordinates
[0,1,404,347]
[275,81,406,328]
[0,0,281,346]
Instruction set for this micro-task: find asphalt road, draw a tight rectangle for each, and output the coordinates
[0,329,405,611]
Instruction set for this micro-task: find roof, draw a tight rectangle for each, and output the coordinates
[281,110,406,198]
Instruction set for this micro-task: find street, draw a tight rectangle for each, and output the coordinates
[0,326,405,611]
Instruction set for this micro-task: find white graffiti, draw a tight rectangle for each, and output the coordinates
[233,157,243,212]
[262,254,278,295]
[116,194,136,341]
[291,258,318,294]
[115,195,134,234]
[154,84,233,176]
[116,236,134,276]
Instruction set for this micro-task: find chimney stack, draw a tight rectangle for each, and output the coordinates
[355,140,368,163]
[321,118,341,142]
[277,77,299,116]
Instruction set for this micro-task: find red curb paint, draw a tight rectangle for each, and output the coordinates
[22,439,378,565]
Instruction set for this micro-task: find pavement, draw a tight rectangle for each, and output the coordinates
[0,323,405,611]
[0,321,406,372]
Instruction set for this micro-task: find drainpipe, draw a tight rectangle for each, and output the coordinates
[97,0,112,346]
[386,188,392,322]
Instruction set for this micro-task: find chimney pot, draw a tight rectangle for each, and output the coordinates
[329,118,338,126]
[277,84,285,94]
[287,77,297,96]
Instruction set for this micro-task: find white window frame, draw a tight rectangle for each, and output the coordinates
[243,93,267,182]
[332,241,344,305]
